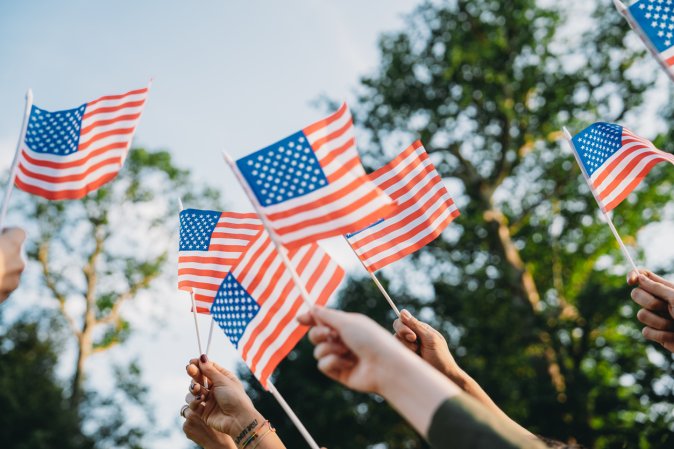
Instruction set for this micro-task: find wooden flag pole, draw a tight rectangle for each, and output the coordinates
[0,89,33,229]
[222,151,316,309]
[613,0,674,84]
[562,127,639,272]
[267,382,321,449]
[178,198,208,388]
[343,237,401,317]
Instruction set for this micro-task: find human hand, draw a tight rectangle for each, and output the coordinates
[185,356,264,440]
[0,228,26,303]
[297,306,405,395]
[393,309,462,380]
[627,269,674,352]
[181,390,237,449]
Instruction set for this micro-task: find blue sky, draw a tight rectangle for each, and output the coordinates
[0,1,417,447]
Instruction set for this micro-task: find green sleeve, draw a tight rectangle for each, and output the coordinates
[427,396,547,449]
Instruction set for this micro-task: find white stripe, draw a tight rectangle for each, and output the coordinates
[278,194,392,244]
[661,46,674,61]
[236,237,275,288]
[177,261,233,272]
[79,118,141,142]
[16,161,120,191]
[349,181,449,247]
[304,107,353,145]
[18,148,124,178]
[361,202,457,268]
[177,274,226,285]
[319,139,363,179]
[80,105,145,128]
[85,91,148,113]
[260,172,356,215]
[217,217,262,227]
[178,250,243,260]
[371,146,430,190]
[194,299,213,311]
[600,152,674,206]
[590,140,651,184]
[209,237,252,247]
[593,146,657,194]
[265,177,383,228]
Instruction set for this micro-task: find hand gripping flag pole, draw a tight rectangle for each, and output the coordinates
[0,89,33,229]
[562,127,639,271]
[222,152,316,309]
[178,198,209,388]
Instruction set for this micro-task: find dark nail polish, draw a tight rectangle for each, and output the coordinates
[196,394,202,401]
[200,354,208,363]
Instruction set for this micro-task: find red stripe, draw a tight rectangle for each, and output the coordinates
[592,144,648,187]
[177,280,220,291]
[21,142,127,169]
[273,186,390,235]
[302,102,348,136]
[177,268,229,278]
[17,157,120,184]
[318,136,356,171]
[78,128,134,151]
[178,255,238,265]
[601,158,669,211]
[370,140,425,185]
[596,150,663,202]
[309,118,352,154]
[82,99,146,119]
[364,209,460,272]
[325,155,361,183]
[87,87,148,107]
[80,112,142,136]
[15,171,118,200]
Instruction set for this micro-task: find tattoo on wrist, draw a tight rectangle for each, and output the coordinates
[234,419,259,444]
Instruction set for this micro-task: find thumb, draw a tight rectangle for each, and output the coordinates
[312,306,351,330]
[400,309,433,340]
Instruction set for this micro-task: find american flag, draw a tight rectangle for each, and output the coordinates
[15,86,149,200]
[346,141,460,272]
[625,0,674,77]
[179,208,263,313]
[210,227,345,388]
[571,122,674,211]
[234,103,394,249]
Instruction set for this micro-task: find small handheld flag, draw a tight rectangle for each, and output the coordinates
[570,122,674,212]
[14,85,149,200]
[615,0,674,81]
[346,141,460,272]
[233,103,394,249]
[210,226,344,388]
[178,208,263,313]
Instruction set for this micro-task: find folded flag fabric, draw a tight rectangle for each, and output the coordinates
[15,86,149,200]
[346,141,460,272]
[571,122,674,211]
[234,103,394,249]
[179,208,263,313]
[622,0,674,78]
[210,226,344,388]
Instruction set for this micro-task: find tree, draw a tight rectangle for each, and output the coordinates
[16,148,220,447]
[0,310,94,449]
[244,1,674,448]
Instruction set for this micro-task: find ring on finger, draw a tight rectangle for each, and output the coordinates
[180,404,189,418]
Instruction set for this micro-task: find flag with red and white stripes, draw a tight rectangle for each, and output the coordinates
[346,141,460,272]
[15,86,149,200]
[234,103,394,249]
[571,122,674,211]
[178,208,263,313]
[210,226,344,388]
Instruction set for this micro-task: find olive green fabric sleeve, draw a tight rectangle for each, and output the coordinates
[427,395,547,449]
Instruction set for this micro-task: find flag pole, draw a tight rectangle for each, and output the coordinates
[343,237,401,316]
[178,198,208,389]
[222,151,315,309]
[613,0,674,84]
[205,317,216,356]
[562,127,639,271]
[0,89,33,229]
[267,381,321,449]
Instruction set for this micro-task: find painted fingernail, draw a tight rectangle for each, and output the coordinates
[200,354,208,363]
[195,394,202,401]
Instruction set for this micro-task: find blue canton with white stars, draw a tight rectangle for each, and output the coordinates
[631,0,674,52]
[179,209,221,251]
[24,104,86,155]
[572,123,623,176]
[210,273,261,348]
[237,131,329,207]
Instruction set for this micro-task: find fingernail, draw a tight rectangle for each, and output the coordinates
[196,394,202,401]
[401,309,411,320]
[185,364,191,372]
[200,354,208,363]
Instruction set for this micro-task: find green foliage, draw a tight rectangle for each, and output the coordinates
[243,1,674,448]
[0,311,94,449]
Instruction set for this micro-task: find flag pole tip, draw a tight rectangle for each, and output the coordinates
[613,0,627,14]
[178,197,185,212]
[221,150,235,164]
[561,126,573,140]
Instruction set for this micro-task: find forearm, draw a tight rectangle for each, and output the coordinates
[452,369,535,439]
[228,415,286,449]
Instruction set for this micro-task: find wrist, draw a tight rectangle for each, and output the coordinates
[228,409,265,445]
